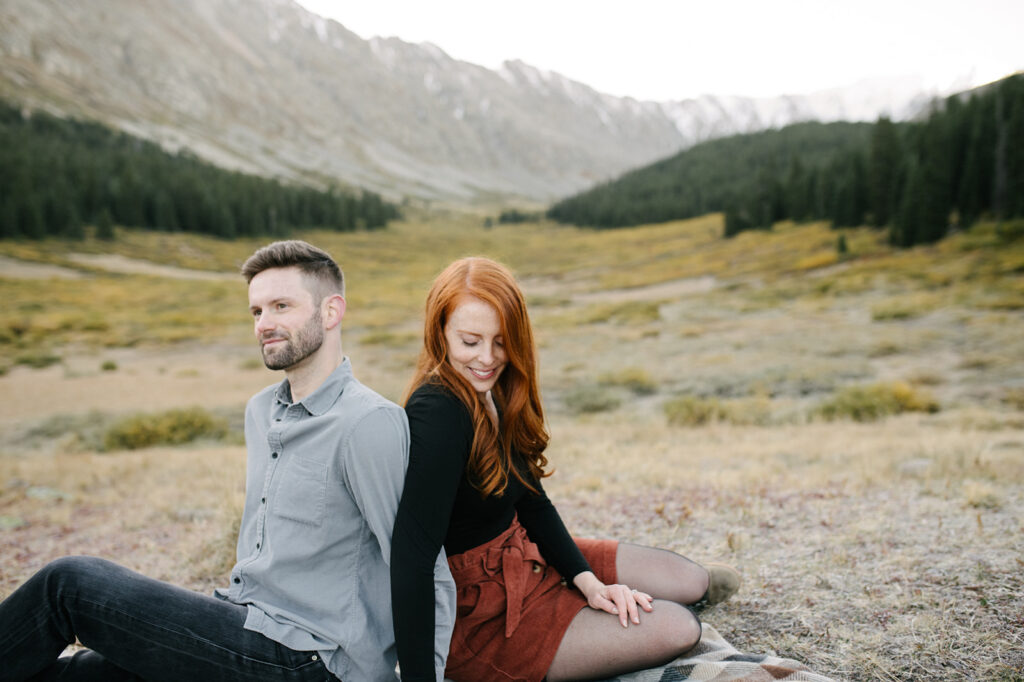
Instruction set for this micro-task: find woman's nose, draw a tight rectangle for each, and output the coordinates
[478,343,495,364]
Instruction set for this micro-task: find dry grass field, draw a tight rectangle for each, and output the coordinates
[1,213,1022,680]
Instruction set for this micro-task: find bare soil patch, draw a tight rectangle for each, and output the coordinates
[65,254,237,280]
[0,255,84,279]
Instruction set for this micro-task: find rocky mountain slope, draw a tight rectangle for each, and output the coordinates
[0,0,941,204]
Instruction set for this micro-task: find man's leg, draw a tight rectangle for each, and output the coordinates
[0,556,332,682]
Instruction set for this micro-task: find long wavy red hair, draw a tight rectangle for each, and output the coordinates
[406,257,550,497]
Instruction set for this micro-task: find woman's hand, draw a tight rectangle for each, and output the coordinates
[573,571,653,627]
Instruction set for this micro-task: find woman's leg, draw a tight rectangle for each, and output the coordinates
[614,543,710,605]
[545,599,700,682]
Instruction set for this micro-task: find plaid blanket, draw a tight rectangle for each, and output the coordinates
[598,624,836,682]
[441,623,835,682]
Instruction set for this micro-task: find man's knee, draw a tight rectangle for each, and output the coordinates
[34,556,120,595]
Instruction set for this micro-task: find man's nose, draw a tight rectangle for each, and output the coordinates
[255,312,274,335]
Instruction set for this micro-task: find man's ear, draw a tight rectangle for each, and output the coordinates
[323,294,346,331]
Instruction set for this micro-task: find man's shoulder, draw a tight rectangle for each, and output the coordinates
[341,377,403,414]
[338,378,408,437]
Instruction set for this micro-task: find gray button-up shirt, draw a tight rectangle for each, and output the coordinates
[217,359,455,681]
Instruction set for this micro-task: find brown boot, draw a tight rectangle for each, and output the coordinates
[703,563,741,605]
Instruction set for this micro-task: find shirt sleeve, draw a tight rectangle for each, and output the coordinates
[392,387,472,681]
[515,477,591,583]
[342,404,410,565]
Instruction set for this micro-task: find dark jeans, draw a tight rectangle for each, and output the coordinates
[0,556,337,682]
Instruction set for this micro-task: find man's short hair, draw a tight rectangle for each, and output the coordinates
[241,240,345,299]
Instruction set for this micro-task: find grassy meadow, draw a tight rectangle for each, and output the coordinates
[1,213,1023,680]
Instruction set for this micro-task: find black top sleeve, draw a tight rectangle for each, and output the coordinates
[515,478,591,584]
[392,385,472,681]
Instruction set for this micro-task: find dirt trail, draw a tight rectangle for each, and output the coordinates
[1,254,237,281]
[0,255,84,279]
[66,254,237,281]
[521,274,717,304]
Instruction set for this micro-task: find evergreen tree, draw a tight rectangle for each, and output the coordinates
[868,116,901,227]
[0,99,400,241]
[96,208,115,241]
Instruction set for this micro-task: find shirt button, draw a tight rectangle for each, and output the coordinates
[271,452,278,459]
[256,542,261,549]
[233,577,241,584]
[311,654,318,662]
[261,497,266,504]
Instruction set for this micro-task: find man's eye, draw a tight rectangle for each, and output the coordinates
[252,310,261,318]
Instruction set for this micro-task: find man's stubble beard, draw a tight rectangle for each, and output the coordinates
[261,308,325,371]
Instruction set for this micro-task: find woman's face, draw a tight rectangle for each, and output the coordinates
[444,296,508,395]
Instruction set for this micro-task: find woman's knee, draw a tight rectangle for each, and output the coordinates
[652,601,701,658]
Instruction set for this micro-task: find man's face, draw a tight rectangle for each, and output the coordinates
[248,267,325,371]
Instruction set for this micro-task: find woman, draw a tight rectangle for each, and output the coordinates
[391,257,740,682]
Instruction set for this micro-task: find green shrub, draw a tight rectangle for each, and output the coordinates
[664,395,773,427]
[1002,388,1024,411]
[664,396,729,426]
[582,301,661,325]
[563,386,622,415]
[995,219,1024,242]
[816,381,939,422]
[100,360,118,372]
[871,302,921,321]
[15,351,62,369]
[103,407,229,451]
[598,368,657,395]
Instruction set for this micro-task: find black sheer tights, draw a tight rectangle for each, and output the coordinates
[545,544,708,681]
[615,543,710,605]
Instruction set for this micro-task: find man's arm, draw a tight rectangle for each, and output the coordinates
[343,405,410,564]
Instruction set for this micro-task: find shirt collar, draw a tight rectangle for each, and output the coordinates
[273,357,353,416]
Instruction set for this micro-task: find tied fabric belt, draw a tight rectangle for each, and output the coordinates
[447,517,548,638]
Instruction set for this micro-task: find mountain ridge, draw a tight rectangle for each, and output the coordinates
[0,0,962,205]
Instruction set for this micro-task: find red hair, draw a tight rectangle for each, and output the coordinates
[406,257,550,497]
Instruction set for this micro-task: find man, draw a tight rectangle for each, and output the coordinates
[0,240,455,681]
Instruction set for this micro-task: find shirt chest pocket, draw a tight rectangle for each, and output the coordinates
[273,456,328,526]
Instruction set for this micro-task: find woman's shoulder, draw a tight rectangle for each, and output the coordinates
[407,381,472,424]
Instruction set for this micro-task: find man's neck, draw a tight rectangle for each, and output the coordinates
[285,345,344,403]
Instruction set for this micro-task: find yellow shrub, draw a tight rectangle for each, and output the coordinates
[103,407,229,451]
[816,381,940,422]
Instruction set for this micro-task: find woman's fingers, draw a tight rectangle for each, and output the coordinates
[623,587,640,626]
[483,390,499,427]
[633,589,654,612]
[587,584,656,626]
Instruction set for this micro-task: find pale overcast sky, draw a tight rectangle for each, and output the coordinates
[295,0,1023,101]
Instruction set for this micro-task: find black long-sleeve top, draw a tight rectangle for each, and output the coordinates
[391,382,591,681]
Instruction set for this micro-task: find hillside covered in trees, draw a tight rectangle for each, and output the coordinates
[549,74,1024,247]
[0,101,400,240]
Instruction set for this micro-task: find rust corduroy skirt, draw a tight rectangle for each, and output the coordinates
[444,518,619,682]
